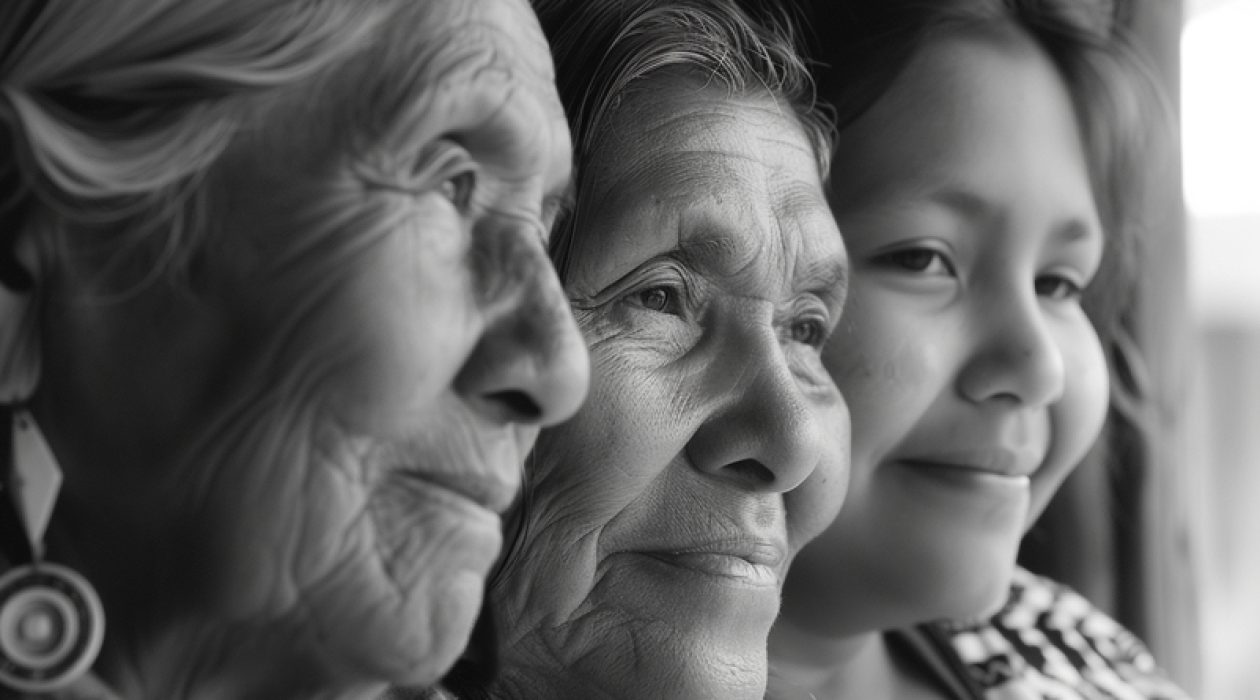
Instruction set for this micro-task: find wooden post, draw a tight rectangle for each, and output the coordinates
[1120,0,1201,692]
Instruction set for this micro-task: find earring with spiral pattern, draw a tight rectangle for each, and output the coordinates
[0,407,104,693]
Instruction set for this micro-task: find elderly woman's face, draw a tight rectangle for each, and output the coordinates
[35,0,586,689]
[489,78,850,699]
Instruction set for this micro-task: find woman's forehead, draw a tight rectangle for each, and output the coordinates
[347,0,556,103]
[590,82,814,190]
[565,88,840,295]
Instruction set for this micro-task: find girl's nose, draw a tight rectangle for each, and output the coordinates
[956,294,1066,408]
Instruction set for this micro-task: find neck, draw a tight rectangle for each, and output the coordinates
[95,622,391,700]
[475,667,616,700]
[43,508,390,700]
[767,618,942,700]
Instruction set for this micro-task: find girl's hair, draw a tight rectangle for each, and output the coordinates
[532,0,833,281]
[804,0,1170,446]
[0,0,388,290]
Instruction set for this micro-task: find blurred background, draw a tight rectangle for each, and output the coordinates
[1184,0,1260,698]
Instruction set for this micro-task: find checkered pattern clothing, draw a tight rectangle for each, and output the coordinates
[898,567,1193,700]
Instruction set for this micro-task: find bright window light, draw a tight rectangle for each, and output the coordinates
[1182,1,1260,218]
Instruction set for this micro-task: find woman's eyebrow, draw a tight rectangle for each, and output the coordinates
[671,236,743,277]
[669,235,849,305]
[801,255,850,307]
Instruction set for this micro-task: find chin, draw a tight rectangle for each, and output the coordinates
[923,544,1021,624]
[635,639,769,700]
[874,517,1022,627]
[311,572,485,690]
[564,606,773,700]
[935,568,1014,622]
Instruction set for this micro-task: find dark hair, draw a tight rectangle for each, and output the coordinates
[804,0,1170,435]
[533,0,833,281]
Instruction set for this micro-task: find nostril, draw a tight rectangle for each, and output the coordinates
[487,390,542,421]
[726,458,775,486]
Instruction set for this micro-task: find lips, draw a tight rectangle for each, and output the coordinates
[396,457,521,514]
[639,537,786,587]
[897,446,1043,478]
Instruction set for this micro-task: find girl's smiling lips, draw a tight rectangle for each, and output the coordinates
[894,446,1044,479]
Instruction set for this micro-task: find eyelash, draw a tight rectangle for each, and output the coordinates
[874,246,1088,302]
[790,316,829,348]
[626,284,831,356]
[1035,275,1084,301]
[873,247,954,276]
[626,285,684,316]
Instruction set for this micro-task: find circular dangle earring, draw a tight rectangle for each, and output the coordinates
[0,405,105,693]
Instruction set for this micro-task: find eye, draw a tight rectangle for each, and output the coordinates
[790,317,829,348]
[631,286,675,313]
[871,247,954,276]
[439,170,476,212]
[621,280,688,317]
[1035,274,1084,301]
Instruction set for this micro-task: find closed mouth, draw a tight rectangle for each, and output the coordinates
[395,465,518,514]
[638,539,785,587]
[896,448,1041,479]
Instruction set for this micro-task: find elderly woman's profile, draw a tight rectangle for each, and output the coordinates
[438,0,852,698]
[0,0,588,697]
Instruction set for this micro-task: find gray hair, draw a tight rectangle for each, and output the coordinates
[532,0,834,280]
[0,0,388,289]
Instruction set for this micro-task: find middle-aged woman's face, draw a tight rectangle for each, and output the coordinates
[784,30,1110,636]
[31,0,587,689]
[489,76,850,699]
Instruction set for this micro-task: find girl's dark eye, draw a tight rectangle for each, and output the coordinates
[1035,275,1084,301]
[440,171,476,212]
[876,248,952,275]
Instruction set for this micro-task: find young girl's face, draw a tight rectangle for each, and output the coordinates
[791,29,1110,631]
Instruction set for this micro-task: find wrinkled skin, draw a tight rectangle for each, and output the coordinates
[778,28,1110,662]
[487,77,851,700]
[19,0,588,697]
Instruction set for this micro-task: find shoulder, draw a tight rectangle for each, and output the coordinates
[922,567,1193,699]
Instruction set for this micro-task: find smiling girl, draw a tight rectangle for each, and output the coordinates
[769,1,1190,698]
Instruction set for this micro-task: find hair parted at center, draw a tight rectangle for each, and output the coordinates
[531,0,834,281]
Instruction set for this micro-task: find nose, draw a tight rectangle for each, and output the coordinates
[956,292,1065,407]
[454,221,589,427]
[685,329,826,494]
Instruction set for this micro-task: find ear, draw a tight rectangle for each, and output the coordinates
[0,229,41,403]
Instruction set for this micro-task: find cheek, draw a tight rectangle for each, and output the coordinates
[824,304,945,477]
[530,340,684,514]
[1055,324,1109,460]
[1034,323,1110,510]
[283,215,483,433]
